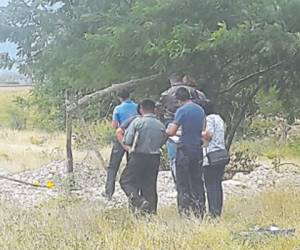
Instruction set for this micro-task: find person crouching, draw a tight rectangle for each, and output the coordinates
[119,99,166,215]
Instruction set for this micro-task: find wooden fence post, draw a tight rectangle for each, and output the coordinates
[65,90,74,173]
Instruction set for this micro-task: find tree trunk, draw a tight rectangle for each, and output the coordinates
[65,90,73,173]
[226,86,260,150]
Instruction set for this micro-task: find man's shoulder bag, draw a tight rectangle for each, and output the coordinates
[206,149,230,166]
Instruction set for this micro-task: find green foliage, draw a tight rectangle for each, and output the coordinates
[234,135,300,161]
[226,147,259,180]
[1,0,300,143]
[11,90,65,131]
[73,120,115,149]
[246,117,277,138]
[256,87,284,116]
[263,136,300,160]
[0,88,29,128]
[8,109,27,130]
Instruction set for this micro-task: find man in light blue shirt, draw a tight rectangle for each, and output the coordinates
[112,96,138,129]
[103,89,138,200]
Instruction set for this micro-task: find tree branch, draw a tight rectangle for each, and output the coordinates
[226,85,260,149]
[218,61,284,95]
[67,73,161,112]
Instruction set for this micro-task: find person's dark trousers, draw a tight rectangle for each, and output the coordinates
[119,153,160,214]
[175,145,205,218]
[203,164,225,218]
[104,140,126,198]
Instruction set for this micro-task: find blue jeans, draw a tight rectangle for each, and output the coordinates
[166,139,177,182]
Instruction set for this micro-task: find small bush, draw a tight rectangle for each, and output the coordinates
[73,120,115,150]
[246,117,277,139]
[30,135,47,145]
[8,110,27,130]
[226,147,259,179]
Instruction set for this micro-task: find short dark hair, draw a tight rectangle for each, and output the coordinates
[117,89,130,99]
[175,87,190,102]
[137,103,142,115]
[202,100,216,115]
[140,99,156,112]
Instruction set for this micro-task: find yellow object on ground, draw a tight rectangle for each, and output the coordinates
[46,181,55,189]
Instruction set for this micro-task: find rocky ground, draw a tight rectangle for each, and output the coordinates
[0,161,300,209]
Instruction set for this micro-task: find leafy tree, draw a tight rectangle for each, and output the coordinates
[1,0,300,147]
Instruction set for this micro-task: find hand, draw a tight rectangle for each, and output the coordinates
[122,145,131,152]
[202,131,210,140]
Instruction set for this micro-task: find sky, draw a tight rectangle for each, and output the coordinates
[0,0,8,7]
[0,0,18,73]
[0,0,8,6]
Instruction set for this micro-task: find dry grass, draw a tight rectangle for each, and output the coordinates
[0,128,66,173]
[0,189,299,249]
[0,87,30,127]
[0,128,111,173]
[0,87,112,173]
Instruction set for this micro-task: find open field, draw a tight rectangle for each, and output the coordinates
[0,86,31,127]
[0,128,113,173]
[0,189,299,249]
[0,84,33,91]
[0,87,110,173]
[0,128,66,173]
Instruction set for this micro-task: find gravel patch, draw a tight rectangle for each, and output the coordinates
[0,161,299,208]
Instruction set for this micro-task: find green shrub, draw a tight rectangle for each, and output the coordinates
[73,120,115,150]
[225,147,259,179]
[8,110,27,130]
[246,117,277,138]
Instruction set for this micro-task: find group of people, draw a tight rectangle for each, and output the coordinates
[102,73,228,218]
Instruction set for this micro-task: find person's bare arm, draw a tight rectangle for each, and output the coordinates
[111,120,118,129]
[202,130,213,141]
[116,128,131,151]
[166,123,179,136]
[116,128,125,143]
[202,117,213,141]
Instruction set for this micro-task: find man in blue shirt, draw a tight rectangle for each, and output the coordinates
[157,73,207,183]
[166,87,206,217]
[103,89,138,200]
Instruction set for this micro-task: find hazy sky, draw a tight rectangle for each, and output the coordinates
[0,0,17,73]
[0,0,8,7]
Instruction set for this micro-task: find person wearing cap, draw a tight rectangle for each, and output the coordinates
[157,73,207,182]
[103,89,138,200]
